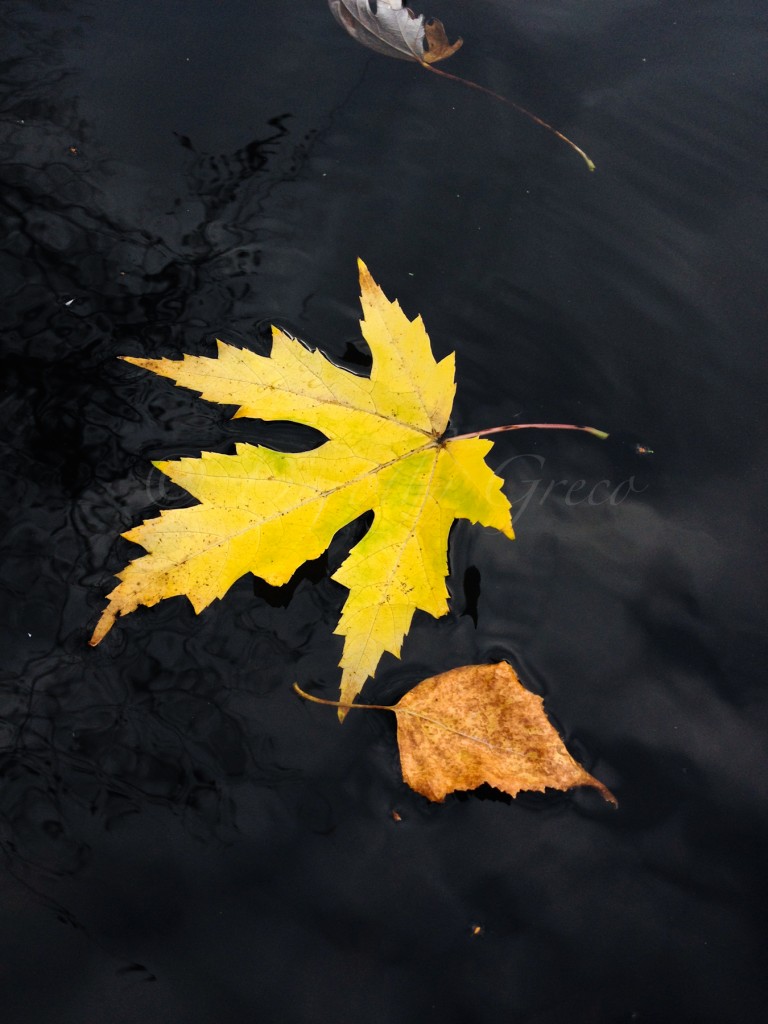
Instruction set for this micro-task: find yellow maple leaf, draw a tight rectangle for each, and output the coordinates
[90,260,514,710]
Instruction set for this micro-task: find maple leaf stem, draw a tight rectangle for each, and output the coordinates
[450,422,609,442]
[419,61,596,172]
[293,682,393,713]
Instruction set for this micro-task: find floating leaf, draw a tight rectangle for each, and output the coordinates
[91,263,608,717]
[90,261,513,711]
[295,661,616,804]
[328,0,595,170]
[328,0,462,63]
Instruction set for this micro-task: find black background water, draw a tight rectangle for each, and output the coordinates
[2,1,768,1021]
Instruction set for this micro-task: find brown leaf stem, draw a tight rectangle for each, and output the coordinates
[450,422,609,442]
[419,61,595,172]
[293,682,392,712]
[293,683,498,743]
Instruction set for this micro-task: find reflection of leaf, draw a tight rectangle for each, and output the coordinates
[295,662,616,805]
[328,0,462,63]
[328,0,595,171]
[90,261,513,714]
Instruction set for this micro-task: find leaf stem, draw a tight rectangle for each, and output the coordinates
[419,61,595,171]
[450,422,609,443]
[293,683,393,713]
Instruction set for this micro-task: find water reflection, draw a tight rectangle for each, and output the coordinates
[2,0,768,1021]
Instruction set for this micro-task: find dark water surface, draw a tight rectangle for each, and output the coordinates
[2,1,768,1021]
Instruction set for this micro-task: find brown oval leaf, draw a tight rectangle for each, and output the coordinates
[393,662,616,803]
[294,661,616,805]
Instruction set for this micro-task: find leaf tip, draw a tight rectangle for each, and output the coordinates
[594,779,618,807]
[422,19,463,64]
[356,256,373,288]
[89,607,116,646]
